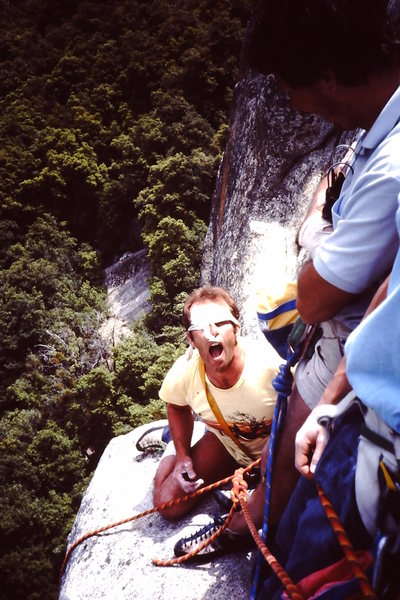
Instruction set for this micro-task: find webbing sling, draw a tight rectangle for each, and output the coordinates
[198,358,252,459]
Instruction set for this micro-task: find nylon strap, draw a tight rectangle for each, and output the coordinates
[198,358,252,458]
[360,423,394,454]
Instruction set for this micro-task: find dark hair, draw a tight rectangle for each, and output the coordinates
[248,0,400,87]
[182,286,240,330]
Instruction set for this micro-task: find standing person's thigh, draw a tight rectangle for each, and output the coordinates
[191,430,240,484]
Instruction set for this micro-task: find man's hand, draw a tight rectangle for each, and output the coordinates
[166,403,204,492]
[295,355,351,477]
[173,455,204,493]
[295,411,330,478]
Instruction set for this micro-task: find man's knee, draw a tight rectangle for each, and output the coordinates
[153,455,176,502]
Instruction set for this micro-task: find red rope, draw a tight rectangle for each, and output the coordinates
[316,484,377,599]
[59,460,260,585]
[59,459,376,600]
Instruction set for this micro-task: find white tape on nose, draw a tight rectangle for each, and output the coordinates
[203,325,218,341]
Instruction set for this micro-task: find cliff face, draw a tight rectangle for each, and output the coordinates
[60,73,352,600]
[202,70,347,337]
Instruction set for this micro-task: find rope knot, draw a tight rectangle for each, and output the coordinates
[230,467,248,508]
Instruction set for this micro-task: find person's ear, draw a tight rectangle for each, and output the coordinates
[234,324,241,344]
[319,69,337,93]
[186,331,195,348]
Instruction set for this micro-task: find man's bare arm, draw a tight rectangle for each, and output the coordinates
[297,260,356,324]
[295,273,391,477]
[166,403,203,492]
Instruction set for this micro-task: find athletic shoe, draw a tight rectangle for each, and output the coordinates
[135,424,170,453]
[174,515,255,562]
[212,489,233,512]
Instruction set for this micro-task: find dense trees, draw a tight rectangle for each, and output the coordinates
[0,0,251,597]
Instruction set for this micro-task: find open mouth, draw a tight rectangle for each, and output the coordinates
[209,343,223,359]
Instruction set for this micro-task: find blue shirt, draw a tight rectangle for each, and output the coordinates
[314,86,400,329]
[346,194,400,433]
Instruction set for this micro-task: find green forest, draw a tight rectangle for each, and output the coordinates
[0,1,251,598]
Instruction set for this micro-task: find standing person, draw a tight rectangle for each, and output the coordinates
[240,0,400,596]
[252,0,400,529]
[150,285,281,524]
[173,0,400,561]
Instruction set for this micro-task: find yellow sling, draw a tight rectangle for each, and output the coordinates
[198,358,252,459]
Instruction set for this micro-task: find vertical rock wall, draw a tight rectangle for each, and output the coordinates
[201,71,349,337]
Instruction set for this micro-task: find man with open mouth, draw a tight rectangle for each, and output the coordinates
[151,285,281,526]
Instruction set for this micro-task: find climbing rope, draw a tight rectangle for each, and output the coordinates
[153,464,306,600]
[59,457,306,600]
[232,467,305,600]
[250,345,299,599]
[316,484,377,599]
[59,461,260,585]
[250,320,376,600]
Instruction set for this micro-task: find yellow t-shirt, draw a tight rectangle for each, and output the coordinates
[159,337,282,466]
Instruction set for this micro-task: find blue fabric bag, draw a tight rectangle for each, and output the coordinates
[256,281,298,359]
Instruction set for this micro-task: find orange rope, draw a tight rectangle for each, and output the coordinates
[59,459,260,584]
[316,484,377,599]
[232,468,305,600]
[59,460,375,600]
[154,466,305,600]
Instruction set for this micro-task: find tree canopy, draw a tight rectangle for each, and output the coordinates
[0,0,250,597]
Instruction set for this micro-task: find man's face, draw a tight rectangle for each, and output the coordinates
[276,74,357,131]
[188,300,239,374]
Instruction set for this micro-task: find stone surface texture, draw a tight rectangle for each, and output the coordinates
[59,421,255,600]
[201,70,351,339]
[104,249,151,324]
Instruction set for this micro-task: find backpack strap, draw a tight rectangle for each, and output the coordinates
[198,358,252,459]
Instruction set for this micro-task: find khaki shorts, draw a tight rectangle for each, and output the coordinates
[296,319,352,409]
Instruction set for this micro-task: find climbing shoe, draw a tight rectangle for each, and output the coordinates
[173,515,255,562]
[135,424,171,453]
[212,489,233,512]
